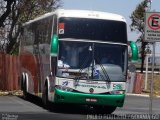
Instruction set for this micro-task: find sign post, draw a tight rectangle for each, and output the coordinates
[144,12,160,117]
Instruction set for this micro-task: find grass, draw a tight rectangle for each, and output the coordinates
[142,73,160,96]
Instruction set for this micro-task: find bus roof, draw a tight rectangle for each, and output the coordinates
[56,9,126,22]
[23,9,126,26]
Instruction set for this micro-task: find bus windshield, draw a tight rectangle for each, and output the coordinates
[58,17,127,43]
[57,41,127,82]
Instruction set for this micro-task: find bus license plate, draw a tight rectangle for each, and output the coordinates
[85,98,97,102]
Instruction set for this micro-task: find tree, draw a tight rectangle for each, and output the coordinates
[0,0,61,54]
[0,0,15,27]
[130,0,151,73]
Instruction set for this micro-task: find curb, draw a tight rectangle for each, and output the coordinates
[0,91,23,96]
[126,93,160,98]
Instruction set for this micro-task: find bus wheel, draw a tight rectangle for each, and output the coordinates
[20,74,24,90]
[42,84,49,109]
[94,106,116,114]
[23,79,29,99]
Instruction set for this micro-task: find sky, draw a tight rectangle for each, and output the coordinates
[61,0,160,54]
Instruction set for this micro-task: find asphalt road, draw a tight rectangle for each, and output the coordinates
[0,95,160,120]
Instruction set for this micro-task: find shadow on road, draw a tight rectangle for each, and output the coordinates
[18,94,95,114]
[18,95,133,119]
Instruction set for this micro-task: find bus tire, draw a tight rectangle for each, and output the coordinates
[23,78,29,100]
[94,105,116,114]
[20,74,24,91]
[42,83,49,109]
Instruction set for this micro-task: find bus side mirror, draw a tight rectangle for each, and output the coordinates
[50,35,58,57]
[128,41,138,62]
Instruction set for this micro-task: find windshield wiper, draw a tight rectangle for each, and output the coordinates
[95,57,111,82]
[78,43,110,82]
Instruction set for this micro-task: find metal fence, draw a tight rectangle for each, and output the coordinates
[0,52,20,91]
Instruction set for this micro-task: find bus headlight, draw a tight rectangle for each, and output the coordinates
[55,85,73,92]
[109,90,125,94]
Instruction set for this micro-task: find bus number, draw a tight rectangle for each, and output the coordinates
[113,84,122,90]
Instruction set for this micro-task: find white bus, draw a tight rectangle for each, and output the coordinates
[19,9,128,114]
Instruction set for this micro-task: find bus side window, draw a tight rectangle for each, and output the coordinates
[53,15,57,35]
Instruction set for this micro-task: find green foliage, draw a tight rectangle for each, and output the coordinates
[130,0,151,73]
[130,0,148,33]
[0,0,61,54]
[18,0,62,23]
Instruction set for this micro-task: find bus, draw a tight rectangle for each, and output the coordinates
[19,9,128,114]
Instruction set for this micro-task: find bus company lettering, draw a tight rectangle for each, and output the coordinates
[86,81,99,84]
[75,83,109,89]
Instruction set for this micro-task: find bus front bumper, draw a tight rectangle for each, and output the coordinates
[52,88,125,107]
